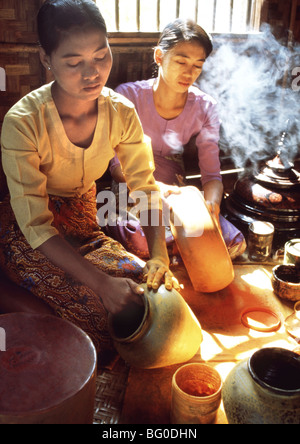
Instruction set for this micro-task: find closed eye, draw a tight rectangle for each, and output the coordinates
[68,62,81,68]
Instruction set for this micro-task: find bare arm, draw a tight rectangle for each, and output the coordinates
[141,209,179,291]
[203,179,224,224]
[111,166,179,291]
[111,164,126,183]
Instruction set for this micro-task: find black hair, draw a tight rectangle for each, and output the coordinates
[37,0,107,55]
[157,19,213,58]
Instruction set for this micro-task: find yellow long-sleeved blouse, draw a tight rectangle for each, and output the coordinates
[1,82,159,250]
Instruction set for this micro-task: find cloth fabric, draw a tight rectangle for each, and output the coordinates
[0,186,145,364]
[109,79,222,186]
[219,215,247,259]
[1,81,159,250]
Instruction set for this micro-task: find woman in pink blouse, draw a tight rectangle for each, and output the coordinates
[109,19,246,260]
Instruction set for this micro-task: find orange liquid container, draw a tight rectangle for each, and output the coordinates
[166,186,234,293]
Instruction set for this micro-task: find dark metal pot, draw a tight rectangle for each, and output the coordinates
[225,153,300,243]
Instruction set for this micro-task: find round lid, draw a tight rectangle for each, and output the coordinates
[0,313,97,415]
[241,307,281,333]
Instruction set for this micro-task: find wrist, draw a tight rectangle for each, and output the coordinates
[206,200,220,214]
[85,266,111,296]
[148,252,170,267]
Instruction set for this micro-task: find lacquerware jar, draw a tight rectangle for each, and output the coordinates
[222,348,300,424]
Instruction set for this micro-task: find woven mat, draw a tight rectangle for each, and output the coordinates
[93,359,129,424]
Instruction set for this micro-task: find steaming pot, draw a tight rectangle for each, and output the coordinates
[225,154,300,243]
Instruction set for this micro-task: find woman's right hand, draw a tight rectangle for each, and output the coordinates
[156,181,182,198]
[93,273,145,315]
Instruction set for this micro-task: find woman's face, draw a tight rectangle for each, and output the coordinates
[40,27,113,102]
[155,41,207,93]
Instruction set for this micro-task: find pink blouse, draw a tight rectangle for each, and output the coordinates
[110,79,222,186]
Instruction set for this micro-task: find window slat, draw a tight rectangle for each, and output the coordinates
[97,0,259,33]
[137,0,140,31]
[246,0,253,31]
[213,0,217,32]
[115,0,120,31]
[157,0,160,31]
[230,0,234,32]
[176,0,180,18]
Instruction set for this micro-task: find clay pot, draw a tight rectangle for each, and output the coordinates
[108,284,202,369]
[166,186,234,293]
[222,348,300,424]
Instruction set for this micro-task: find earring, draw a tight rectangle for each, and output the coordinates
[47,66,51,71]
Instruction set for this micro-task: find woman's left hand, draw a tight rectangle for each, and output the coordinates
[143,257,180,292]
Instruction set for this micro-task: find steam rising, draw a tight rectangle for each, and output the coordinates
[198,24,300,170]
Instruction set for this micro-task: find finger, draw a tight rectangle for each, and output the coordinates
[172,276,181,291]
[164,272,181,291]
[149,267,167,290]
[164,273,173,291]
[146,267,157,288]
[127,280,145,305]
[163,187,181,198]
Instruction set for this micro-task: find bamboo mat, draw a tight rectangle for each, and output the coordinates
[93,359,130,424]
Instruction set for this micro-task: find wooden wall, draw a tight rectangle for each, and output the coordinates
[292,0,300,41]
[108,33,158,89]
[261,0,300,41]
[0,0,44,133]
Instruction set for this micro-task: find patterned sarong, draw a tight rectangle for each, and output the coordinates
[0,185,145,365]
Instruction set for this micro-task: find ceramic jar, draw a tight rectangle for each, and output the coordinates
[272,265,300,302]
[222,348,300,424]
[108,284,202,369]
[171,363,223,424]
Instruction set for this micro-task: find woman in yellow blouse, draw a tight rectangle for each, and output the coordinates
[0,0,177,361]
